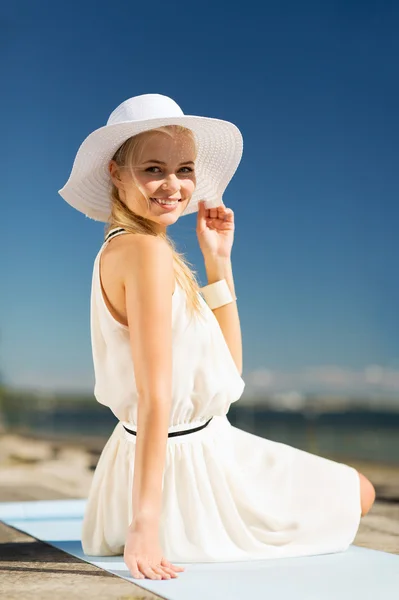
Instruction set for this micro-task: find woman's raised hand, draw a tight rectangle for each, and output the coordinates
[124,519,185,580]
[196,199,235,260]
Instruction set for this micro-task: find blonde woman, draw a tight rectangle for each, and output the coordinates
[58,93,375,581]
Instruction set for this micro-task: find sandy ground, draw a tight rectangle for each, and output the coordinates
[0,432,398,598]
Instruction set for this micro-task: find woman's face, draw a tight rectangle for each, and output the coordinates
[109,132,196,232]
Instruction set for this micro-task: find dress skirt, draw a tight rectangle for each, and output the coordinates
[81,414,362,562]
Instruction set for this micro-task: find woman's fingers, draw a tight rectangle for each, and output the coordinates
[209,207,218,218]
[126,559,144,579]
[221,208,233,220]
[137,562,162,579]
[151,565,172,579]
[206,219,232,227]
[158,565,177,577]
[161,558,185,572]
[133,560,180,580]
[126,556,184,580]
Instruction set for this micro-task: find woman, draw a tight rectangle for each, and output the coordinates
[58,93,375,581]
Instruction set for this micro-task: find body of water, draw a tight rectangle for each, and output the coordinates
[2,400,399,465]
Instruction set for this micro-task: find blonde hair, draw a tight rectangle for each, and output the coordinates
[105,125,206,322]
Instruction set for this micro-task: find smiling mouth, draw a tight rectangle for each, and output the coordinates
[149,198,183,211]
[150,198,183,204]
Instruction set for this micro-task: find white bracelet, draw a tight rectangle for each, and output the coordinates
[200,278,237,310]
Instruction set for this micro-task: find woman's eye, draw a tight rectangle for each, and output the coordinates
[145,166,193,173]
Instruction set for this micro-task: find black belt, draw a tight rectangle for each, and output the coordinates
[123,417,213,438]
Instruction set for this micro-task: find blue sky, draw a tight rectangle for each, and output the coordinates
[1,0,398,404]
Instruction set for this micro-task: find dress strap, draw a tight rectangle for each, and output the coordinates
[104,227,128,244]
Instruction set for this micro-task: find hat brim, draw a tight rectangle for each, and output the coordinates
[58,115,243,222]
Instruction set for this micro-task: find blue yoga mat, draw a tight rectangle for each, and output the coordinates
[1,498,398,600]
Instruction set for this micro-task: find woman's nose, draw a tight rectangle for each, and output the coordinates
[161,175,180,191]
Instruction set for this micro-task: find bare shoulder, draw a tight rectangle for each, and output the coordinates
[110,233,174,296]
[99,233,174,329]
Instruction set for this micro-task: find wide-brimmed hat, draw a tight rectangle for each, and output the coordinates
[58,93,243,222]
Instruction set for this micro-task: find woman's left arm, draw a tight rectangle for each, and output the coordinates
[196,199,243,375]
[203,255,243,376]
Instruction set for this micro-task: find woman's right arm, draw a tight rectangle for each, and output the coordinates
[120,235,184,580]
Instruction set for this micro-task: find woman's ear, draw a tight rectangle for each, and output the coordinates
[108,160,123,188]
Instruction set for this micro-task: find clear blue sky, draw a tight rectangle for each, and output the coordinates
[1,0,398,402]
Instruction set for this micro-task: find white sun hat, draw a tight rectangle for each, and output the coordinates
[58,93,243,222]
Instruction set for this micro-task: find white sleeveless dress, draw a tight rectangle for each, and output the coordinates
[81,228,362,562]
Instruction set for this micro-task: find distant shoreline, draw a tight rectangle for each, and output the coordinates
[2,425,399,470]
